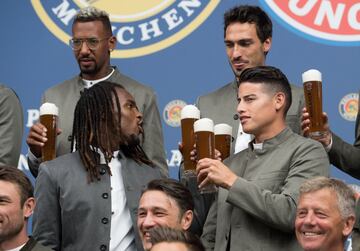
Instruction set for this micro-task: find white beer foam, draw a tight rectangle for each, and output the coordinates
[181,105,200,119]
[194,118,214,132]
[40,103,59,116]
[302,69,322,83]
[214,123,232,135]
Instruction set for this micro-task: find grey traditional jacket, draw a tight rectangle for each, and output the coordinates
[201,127,330,251]
[33,151,163,251]
[29,67,168,176]
[0,84,23,167]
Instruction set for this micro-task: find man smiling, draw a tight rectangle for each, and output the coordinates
[295,177,355,251]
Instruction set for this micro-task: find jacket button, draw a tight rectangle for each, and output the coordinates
[99,168,106,175]
[102,193,108,199]
[102,217,109,224]
[100,244,107,251]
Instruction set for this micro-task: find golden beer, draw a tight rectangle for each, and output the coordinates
[40,103,58,162]
[302,69,325,137]
[214,123,232,160]
[180,105,200,176]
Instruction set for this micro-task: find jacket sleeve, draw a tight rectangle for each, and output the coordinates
[200,194,218,251]
[328,106,360,179]
[32,163,61,251]
[141,90,169,177]
[0,86,23,167]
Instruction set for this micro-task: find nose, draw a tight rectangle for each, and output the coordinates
[232,44,242,59]
[142,214,156,229]
[137,110,143,124]
[79,40,91,55]
[236,99,245,114]
[303,212,316,226]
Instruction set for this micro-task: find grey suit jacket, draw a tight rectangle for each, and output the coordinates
[201,128,330,251]
[196,80,305,150]
[33,151,163,251]
[328,91,360,179]
[29,67,168,176]
[0,84,23,167]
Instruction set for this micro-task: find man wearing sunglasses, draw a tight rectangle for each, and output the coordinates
[26,6,168,177]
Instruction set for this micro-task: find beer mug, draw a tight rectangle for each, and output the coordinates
[40,103,58,162]
[302,69,325,137]
[214,123,232,160]
[181,105,200,177]
[194,118,216,193]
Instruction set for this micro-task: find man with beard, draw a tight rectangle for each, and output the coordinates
[26,6,167,177]
[32,82,163,251]
[196,5,304,154]
[0,166,51,251]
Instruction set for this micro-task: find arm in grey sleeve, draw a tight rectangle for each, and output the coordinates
[200,193,218,251]
[226,142,329,233]
[0,86,23,167]
[141,90,168,177]
[32,163,61,250]
[329,131,360,179]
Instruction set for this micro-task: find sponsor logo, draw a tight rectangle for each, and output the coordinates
[338,92,358,121]
[31,0,220,57]
[163,99,187,127]
[260,0,360,46]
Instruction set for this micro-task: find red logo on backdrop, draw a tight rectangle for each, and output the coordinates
[261,0,360,45]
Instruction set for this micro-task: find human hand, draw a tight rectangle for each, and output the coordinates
[196,158,237,190]
[26,123,61,158]
[301,107,331,147]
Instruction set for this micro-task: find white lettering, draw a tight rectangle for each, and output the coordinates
[26,109,39,128]
[52,0,77,26]
[315,1,346,29]
[139,19,163,41]
[288,0,317,16]
[167,150,182,167]
[348,3,360,30]
[178,0,201,17]
[18,154,29,171]
[116,26,135,45]
[162,9,184,31]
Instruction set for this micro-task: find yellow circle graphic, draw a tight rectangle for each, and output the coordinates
[31,0,220,58]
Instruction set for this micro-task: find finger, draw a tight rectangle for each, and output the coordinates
[56,128,62,135]
[27,130,47,143]
[198,172,211,188]
[26,137,45,147]
[31,123,47,136]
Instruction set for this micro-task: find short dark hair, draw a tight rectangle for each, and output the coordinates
[238,66,292,116]
[142,179,194,217]
[0,166,33,206]
[73,7,113,36]
[150,227,204,251]
[224,5,272,43]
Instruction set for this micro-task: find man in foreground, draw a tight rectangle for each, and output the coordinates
[33,82,163,251]
[0,166,51,251]
[295,177,355,251]
[199,66,329,251]
[137,179,194,251]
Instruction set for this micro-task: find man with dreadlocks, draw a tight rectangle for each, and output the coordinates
[32,81,163,251]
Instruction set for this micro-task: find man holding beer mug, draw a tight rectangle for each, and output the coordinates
[200,66,329,251]
[302,91,360,250]
[26,6,167,177]
[32,82,163,251]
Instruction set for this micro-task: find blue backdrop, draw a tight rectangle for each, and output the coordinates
[0,0,359,185]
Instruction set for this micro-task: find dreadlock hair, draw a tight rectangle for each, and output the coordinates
[71,81,153,182]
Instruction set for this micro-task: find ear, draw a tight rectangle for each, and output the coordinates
[180,210,194,231]
[108,36,117,51]
[342,215,355,237]
[23,197,35,219]
[263,37,272,54]
[274,92,286,112]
